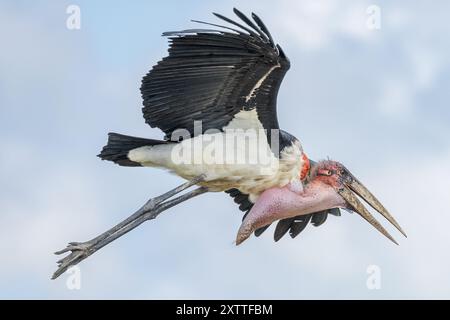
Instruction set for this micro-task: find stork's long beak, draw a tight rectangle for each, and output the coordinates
[338,172,407,244]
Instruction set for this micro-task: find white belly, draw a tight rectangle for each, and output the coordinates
[127,109,305,199]
[128,133,304,199]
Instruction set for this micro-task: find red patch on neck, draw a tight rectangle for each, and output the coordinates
[300,153,310,181]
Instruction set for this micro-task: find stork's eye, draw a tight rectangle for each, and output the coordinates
[318,169,332,176]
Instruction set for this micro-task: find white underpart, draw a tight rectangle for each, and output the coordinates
[128,109,304,201]
[245,64,280,102]
[223,108,264,130]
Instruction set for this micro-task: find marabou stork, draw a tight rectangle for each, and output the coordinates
[53,9,406,279]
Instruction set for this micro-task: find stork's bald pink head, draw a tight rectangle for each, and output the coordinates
[236,160,406,245]
[311,160,347,186]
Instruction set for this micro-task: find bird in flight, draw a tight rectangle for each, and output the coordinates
[53,8,406,279]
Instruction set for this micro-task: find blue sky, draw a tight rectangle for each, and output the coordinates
[1,0,450,299]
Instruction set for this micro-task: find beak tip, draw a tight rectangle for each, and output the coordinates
[345,177,408,243]
[385,233,399,245]
[386,234,399,245]
[392,223,407,238]
[383,232,400,246]
[400,227,408,238]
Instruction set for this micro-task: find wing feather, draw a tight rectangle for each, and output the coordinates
[140,10,290,140]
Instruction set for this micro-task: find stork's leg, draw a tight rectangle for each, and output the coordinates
[52,175,207,280]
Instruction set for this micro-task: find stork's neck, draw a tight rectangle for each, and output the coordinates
[278,181,344,220]
[299,153,310,181]
[236,180,345,244]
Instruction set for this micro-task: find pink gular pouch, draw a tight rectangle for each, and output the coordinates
[236,181,346,245]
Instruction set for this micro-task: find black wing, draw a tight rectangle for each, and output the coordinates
[140,8,290,140]
[272,208,342,241]
[226,190,342,241]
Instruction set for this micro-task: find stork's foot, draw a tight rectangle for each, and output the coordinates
[51,175,209,280]
[52,241,96,279]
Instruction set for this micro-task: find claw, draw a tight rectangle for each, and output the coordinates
[52,241,94,279]
[52,177,209,279]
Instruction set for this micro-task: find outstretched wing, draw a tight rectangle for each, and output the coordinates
[140,8,290,140]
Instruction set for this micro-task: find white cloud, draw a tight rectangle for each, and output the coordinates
[378,78,414,118]
[0,139,140,298]
[363,150,450,298]
[275,0,375,50]
[410,48,442,90]
[375,3,449,119]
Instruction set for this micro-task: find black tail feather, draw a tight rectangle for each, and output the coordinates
[98,133,168,167]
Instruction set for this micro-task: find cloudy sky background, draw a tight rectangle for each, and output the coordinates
[1,0,450,299]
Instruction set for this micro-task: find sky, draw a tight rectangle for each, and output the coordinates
[1,0,450,299]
